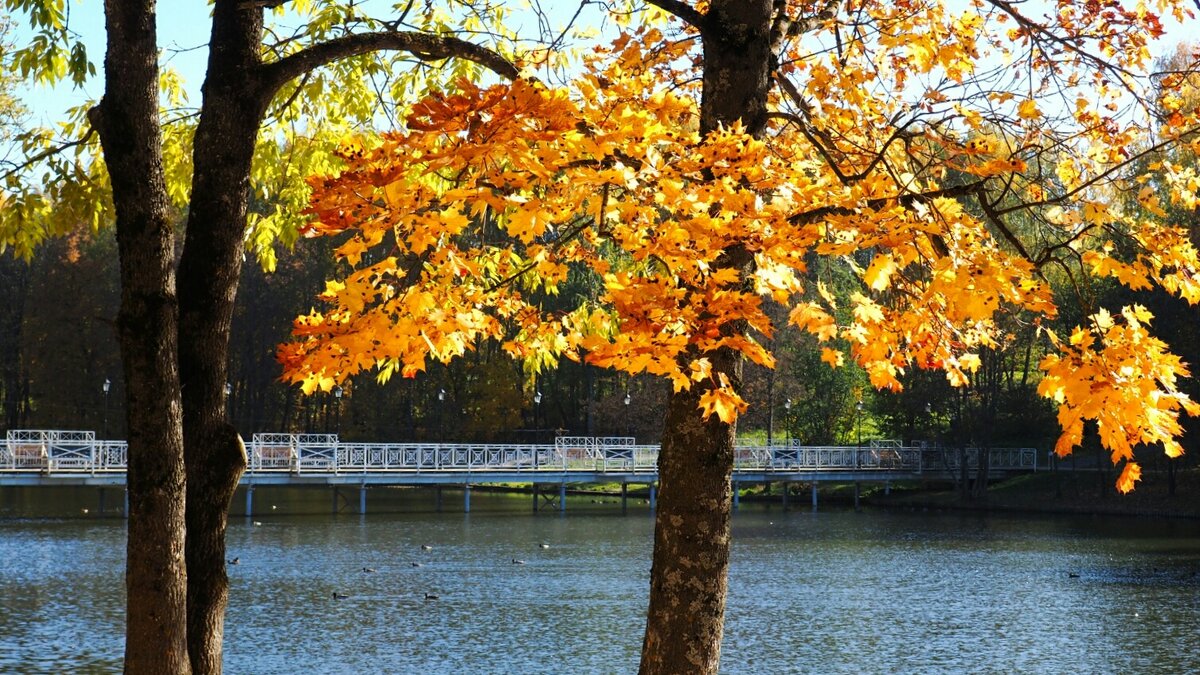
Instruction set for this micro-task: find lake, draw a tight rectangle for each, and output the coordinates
[1,487,1198,673]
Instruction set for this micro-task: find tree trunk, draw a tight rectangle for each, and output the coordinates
[177,3,266,671]
[639,2,773,673]
[639,350,739,675]
[92,1,190,672]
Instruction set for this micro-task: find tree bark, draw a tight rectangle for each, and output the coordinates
[92,1,190,672]
[639,349,739,675]
[638,2,773,674]
[177,2,268,671]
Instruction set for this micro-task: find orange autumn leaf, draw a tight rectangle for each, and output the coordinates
[1116,462,1142,494]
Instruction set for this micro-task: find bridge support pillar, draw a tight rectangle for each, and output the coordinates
[559,483,567,513]
[463,484,471,513]
[621,483,628,514]
[884,480,890,496]
[811,482,818,511]
[332,487,339,514]
[98,488,106,517]
[532,484,539,512]
[359,485,367,514]
[782,482,789,511]
[245,485,254,518]
[435,486,443,512]
[732,481,739,511]
[853,482,860,512]
[648,483,656,511]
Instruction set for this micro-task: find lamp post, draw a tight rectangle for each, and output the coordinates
[437,388,446,443]
[924,401,932,442]
[102,378,111,438]
[854,396,864,444]
[623,391,632,438]
[533,390,542,444]
[333,386,343,436]
[855,399,864,468]
[784,398,792,445]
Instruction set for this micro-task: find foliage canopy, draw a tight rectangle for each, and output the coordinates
[281,2,1200,493]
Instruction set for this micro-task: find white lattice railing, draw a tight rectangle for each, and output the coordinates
[1,429,1038,476]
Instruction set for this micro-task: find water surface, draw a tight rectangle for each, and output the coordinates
[2,490,1198,673]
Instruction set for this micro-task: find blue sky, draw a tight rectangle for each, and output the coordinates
[10,1,1194,130]
[12,0,613,126]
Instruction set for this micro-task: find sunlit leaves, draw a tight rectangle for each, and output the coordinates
[280,2,1200,494]
[1038,306,1199,491]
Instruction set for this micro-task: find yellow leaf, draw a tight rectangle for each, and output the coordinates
[820,347,844,367]
[1017,98,1040,120]
[863,253,897,291]
[697,385,746,424]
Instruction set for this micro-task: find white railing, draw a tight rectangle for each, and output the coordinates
[0,429,1038,477]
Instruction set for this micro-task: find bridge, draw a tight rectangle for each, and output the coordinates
[0,429,1040,514]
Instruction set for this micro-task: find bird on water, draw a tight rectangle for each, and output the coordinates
[424,592,439,601]
[332,592,350,600]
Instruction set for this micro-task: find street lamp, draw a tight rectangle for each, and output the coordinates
[784,398,792,444]
[533,390,542,443]
[623,391,632,438]
[855,399,864,468]
[102,378,111,438]
[333,386,343,436]
[437,388,446,442]
[855,399,863,447]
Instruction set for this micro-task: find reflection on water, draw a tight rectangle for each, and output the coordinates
[2,489,1198,673]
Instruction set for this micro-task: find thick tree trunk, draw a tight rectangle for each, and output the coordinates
[639,3,773,673]
[639,351,739,675]
[177,2,265,671]
[92,1,190,672]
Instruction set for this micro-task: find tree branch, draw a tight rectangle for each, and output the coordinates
[0,125,97,184]
[259,30,519,98]
[787,181,984,226]
[770,0,839,53]
[645,0,706,30]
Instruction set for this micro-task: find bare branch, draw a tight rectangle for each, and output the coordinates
[259,30,519,98]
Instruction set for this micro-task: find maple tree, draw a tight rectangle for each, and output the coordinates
[283,1,1200,671]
